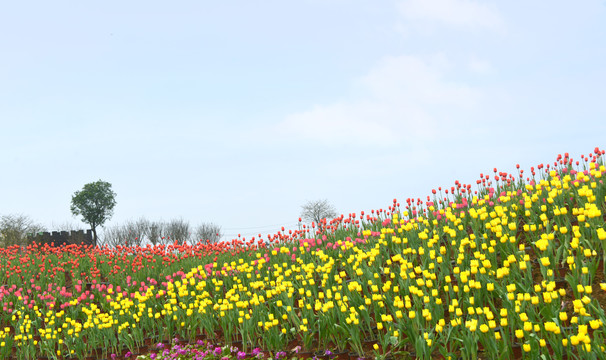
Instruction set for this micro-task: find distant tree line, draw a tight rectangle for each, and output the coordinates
[67,180,221,247]
[0,213,221,248]
[2,178,331,248]
[100,218,222,247]
[1,180,223,249]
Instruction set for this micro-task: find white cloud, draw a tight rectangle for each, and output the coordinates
[397,0,505,32]
[274,55,480,147]
[276,101,405,146]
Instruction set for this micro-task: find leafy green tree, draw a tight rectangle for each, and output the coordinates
[70,180,117,245]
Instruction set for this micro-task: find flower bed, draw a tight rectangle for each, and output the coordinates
[1,148,606,359]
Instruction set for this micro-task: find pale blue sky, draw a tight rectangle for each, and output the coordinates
[1,0,605,240]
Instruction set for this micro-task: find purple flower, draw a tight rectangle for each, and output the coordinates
[237,351,247,359]
[111,354,117,360]
[252,348,262,356]
[214,347,223,355]
[150,354,157,360]
[156,343,165,349]
[275,351,287,359]
[124,351,132,358]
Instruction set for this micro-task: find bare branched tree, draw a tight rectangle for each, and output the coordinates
[127,218,148,247]
[101,218,148,248]
[100,225,128,248]
[300,199,338,229]
[194,222,222,243]
[100,218,214,247]
[164,218,190,244]
[146,220,164,246]
[0,214,46,247]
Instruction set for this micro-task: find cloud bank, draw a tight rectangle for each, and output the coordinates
[276,54,480,147]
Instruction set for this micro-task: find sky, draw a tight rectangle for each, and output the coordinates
[1,0,605,241]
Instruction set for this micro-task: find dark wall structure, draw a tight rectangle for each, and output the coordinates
[28,230,94,247]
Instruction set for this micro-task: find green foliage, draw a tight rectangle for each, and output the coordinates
[70,180,117,244]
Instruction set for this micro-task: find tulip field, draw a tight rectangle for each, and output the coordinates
[2,148,606,360]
